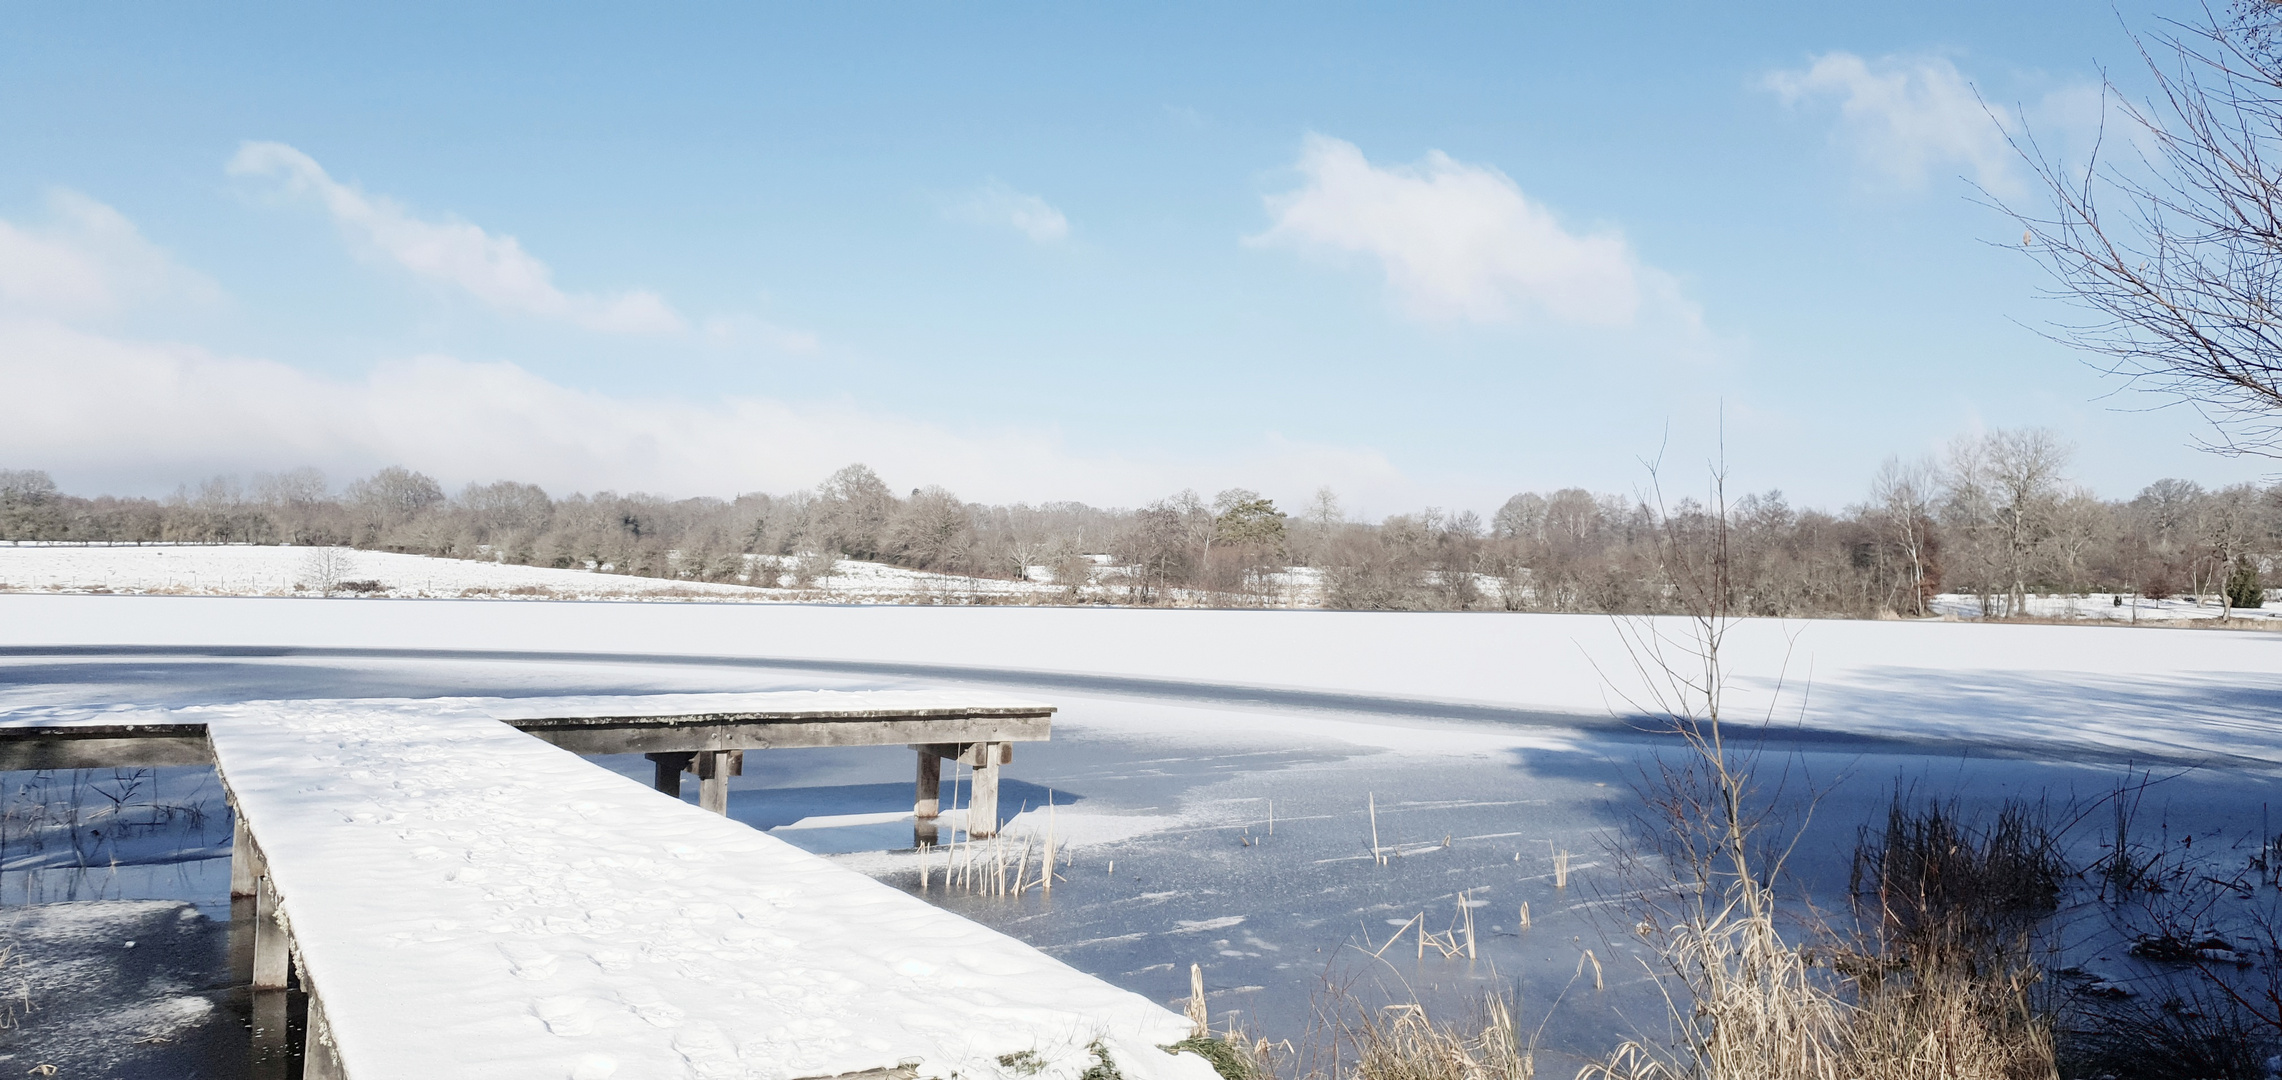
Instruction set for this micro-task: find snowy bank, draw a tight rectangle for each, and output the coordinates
[0,543,1061,604]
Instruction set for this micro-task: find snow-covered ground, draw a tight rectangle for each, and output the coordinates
[9,545,2281,625]
[1928,590,2282,622]
[0,542,1066,604]
[0,596,2276,1072]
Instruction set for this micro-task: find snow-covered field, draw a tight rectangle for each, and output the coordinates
[6,545,2278,625]
[1929,590,2282,622]
[0,596,2276,1075]
[0,542,1065,603]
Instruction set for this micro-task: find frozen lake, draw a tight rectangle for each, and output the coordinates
[1,596,2277,1073]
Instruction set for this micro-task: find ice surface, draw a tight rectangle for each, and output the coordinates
[4,595,2277,767]
[0,899,239,1078]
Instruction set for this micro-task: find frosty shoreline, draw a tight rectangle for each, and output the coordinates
[0,541,1050,604]
[3,542,2274,623]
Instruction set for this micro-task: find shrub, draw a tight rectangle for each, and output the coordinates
[2224,559,2264,609]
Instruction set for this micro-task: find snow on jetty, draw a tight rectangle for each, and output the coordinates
[4,696,1217,1080]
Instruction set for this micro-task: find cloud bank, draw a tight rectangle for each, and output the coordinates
[1251,135,1673,327]
[0,183,1408,506]
[1761,52,2098,194]
[0,189,221,320]
[228,141,685,333]
[0,315,1415,507]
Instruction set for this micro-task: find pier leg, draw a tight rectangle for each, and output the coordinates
[253,874,289,991]
[231,811,256,898]
[697,750,731,815]
[968,743,1004,839]
[647,752,692,798]
[251,986,290,1080]
[914,750,941,847]
[250,873,291,1080]
[229,812,259,990]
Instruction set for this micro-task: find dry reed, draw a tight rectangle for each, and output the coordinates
[1321,995,1533,1080]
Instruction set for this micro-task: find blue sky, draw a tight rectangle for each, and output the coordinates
[0,1,2265,515]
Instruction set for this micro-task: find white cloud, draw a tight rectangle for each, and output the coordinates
[0,315,1421,509]
[1763,53,2022,191]
[0,190,221,320]
[228,141,684,334]
[952,180,1070,244]
[1250,135,1669,327]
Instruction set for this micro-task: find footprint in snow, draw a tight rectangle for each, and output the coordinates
[498,941,561,981]
[615,985,687,1029]
[534,995,595,1036]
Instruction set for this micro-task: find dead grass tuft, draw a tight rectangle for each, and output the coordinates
[1331,997,1531,1080]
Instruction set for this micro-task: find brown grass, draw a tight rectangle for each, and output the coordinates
[1303,995,1531,1080]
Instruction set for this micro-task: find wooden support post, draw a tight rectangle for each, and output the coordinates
[229,812,261,990]
[249,985,290,1080]
[253,874,289,991]
[646,752,692,798]
[250,872,291,1080]
[967,742,1004,839]
[914,749,942,818]
[697,749,731,815]
[230,811,256,898]
[229,890,257,993]
[914,749,942,847]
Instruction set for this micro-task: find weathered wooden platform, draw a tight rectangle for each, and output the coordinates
[0,689,1053,838]
[0,694,1209,1080]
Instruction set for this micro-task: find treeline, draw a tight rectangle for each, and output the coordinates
[0,427,2275,615]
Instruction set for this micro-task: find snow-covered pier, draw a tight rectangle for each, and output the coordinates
[0,693,1213,1080]
[489,692,1052,839]
[0,690,1053,840]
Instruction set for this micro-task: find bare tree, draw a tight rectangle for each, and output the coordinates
[346,466,445,548]
[0,469,61,540]
[1870,457,1942,615]
[815,464,898,560]
[2009,5,2282,454]
[1116,500,1190,604]
[887,487,973,573]
[2046,488,2113,600]
[298,547,356,598]
[1286,486,1344,569]
[1944,429,2070,617]
[1491,491,1547,541]
[2197,482,2264,613]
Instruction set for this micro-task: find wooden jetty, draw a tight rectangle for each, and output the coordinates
[0,690,1053,840]
[0,693,1207,1080]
